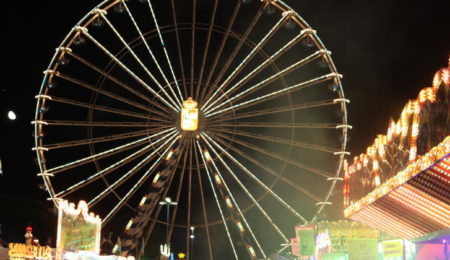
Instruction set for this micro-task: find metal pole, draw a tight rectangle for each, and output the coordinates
[166,204,169,246]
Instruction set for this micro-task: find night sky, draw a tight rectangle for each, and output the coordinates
[0,0,448,253]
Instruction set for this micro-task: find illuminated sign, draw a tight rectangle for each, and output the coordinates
[8,243,51,259]
[181,98,199,131]
[382,240,403,257]
[56,200,101,257]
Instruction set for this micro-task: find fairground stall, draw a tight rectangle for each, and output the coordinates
[289,220,416,260]
[343,57,450,259]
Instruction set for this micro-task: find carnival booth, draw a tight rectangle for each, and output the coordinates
[290,220,418,260]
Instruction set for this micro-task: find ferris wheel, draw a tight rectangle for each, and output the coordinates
[33,0,350,258]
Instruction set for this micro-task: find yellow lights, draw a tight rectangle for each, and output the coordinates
[433,73,441,88]
[225,197,233,208]
[372,160,379,171]
[125,219,134,230]
[236,221,245,232]
[181,97,199,131]
[344,136,450,218]
[248,246,256,257]
[374,175,381,187]
[389,185,450,226]
[387,120,396,141]
[166,150,174,160]
[214,174,222,185]
[349,173,450,240]
[203,150,212,162]
[8,243,52,260]
[343,57,450,213]
[58,200,101,224]
[432,63,450,89]
[418,87,436,104]
[139,196,147,207]
[351,205,421,239]
[153,172,161,183]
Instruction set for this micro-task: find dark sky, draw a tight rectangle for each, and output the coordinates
[0,0,448,248]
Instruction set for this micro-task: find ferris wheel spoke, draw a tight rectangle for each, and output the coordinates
[96,11,181,110]
[190,0,197,97]
[211,127,339,154]
[167,141,190,242]
[121,1,186,104]
[48,95,159,121]
[76,27,180,112]
[199,2,241,104]
[205,53,334,117]
[213,122,342,129]
[101,134,182,223]
[141,144,184,250]
[55,72,167,117]
[55,131,178,198]
[170,0,188,97]
[202,136,289,243]
[195,0,218,100]
[206,73,339,117]
[202,14,286,112]
[146,0,185,102]
[202,140,268,257]
[202,132,308,224]
[195,140,239,260]
[203,30,309,112]
[206,132,323,202]
[45,128,175,175]
[201,5,265,106]
[209,99,338,122]
[44,129,157,150]
[67,52,168,113]
[185,139,193,258]
[193,141,215,260]
[88,133,180,207]
[42,120,170,128]
[210,131,332,178]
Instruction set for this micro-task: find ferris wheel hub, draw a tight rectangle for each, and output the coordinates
[181,97,199,131]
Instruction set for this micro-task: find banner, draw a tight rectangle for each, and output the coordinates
[382,239,403,257]
[299,226,315,256]
[347,239,378,260]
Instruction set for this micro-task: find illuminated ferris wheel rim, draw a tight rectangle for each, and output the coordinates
[33,0,350,258]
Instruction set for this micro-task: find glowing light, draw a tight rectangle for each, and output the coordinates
[214,174,222,184]
[181,97,199,131]
[248,246,256,257]
[237,221,244,232]
[204,150,212,162]
[166,150,174,160]
[139,196,147,207]
[7,110,16,120]
[225,197,233,208]
[153,172,161,183]
[125,219,133,230]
